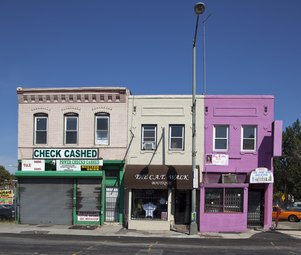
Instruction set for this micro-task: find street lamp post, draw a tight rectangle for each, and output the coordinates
[190,2,205,235]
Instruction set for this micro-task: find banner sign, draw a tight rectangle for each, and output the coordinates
[0,190,14,205]
[21,160,45,171]
[56,159,103,171]
[33,149,98,159]
[77,211,100,222]
[250,167,274,183]
[206,154,229,165]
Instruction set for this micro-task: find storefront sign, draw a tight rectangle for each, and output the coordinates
[21,160,45,171]
[0,190,14,205]
[56,159,103,171]
[125,165,193,189]
[77,212,99,222]
[33,149,98,159]
[250,167,274,183]
[206,154,229,165]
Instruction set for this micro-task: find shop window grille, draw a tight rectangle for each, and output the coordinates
[105,187,119,222]
[205,188,243,213]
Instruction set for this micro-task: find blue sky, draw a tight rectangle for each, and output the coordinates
[1,0,300,173]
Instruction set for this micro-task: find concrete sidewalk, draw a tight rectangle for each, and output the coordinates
[0,222,300,239]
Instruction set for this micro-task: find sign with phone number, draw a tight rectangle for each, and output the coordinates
[56,159,103,171]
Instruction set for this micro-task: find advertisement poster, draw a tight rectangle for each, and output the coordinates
[0,190,14,205]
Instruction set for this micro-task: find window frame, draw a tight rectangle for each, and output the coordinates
[205,187,244,213]
[131,189,168,221]
[34,114,48,145]
[169,124,185,151]
[213,125,229,151]
[95,113,110,145]
[64,113,78,145]
[241,125,257,152]
[141,124,157,150]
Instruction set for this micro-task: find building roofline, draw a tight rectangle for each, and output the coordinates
[17,86,131,94]
[205,95,274,99]
[129,95,204,99]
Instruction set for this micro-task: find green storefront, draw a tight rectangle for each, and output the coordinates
[16,149,124,226]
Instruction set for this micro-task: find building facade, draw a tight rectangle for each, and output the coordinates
[124,95,204,231]
[199,95,282,232]
[16,87,130,225]
[15,87,283,233]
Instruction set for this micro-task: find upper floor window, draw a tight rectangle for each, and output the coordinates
[142,125,156,150]
[34,113,48,144]
[214,125,229,151]
[64,113,78,145]
[95,113,110,145]
[242,125,257,151]
[169,125,185,150]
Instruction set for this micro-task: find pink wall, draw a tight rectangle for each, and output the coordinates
[200,95,280,232]
[204,95,275,173]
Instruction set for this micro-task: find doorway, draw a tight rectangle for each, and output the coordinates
[247,190,264,227]
[174,190,191,225]
[105,187,119,222]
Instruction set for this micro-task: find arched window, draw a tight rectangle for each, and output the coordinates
[34,113,48,144]
[95,112,110,145]
[64,113,78,145]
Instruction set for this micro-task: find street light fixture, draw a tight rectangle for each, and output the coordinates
[190,1,205,235]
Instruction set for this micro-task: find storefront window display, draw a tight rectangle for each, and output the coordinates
[131,189,168,220]
[205,188,243,213]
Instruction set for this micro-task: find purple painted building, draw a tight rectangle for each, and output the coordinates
[200,95,282,232]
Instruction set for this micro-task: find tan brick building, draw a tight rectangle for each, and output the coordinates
[16,87,130,225]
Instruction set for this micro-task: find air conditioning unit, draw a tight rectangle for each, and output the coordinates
[222,174,237,184]
[143,142,156,150]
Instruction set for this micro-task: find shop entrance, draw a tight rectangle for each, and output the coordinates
[174,190,191,225]
[247,189,264,227]
[105,187,119,222]
[76,178,101,225]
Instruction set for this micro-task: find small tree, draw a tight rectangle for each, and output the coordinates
[274,119,301,201]
[0,165,11,186]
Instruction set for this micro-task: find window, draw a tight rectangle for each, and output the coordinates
[64,113,78,144]
[214,125,229,151]
[169,125,185,150]
[34,114,48,144]
[141,125,156,150]
[205,188,243,213]
[131,189,168,220]
[242,125,256,151]
[95,113,109,145]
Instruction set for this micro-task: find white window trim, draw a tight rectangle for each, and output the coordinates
[64,115,78,145]
[95,115,110,145]
[241,125,257,152]
[141,125,157,150]
[34,115,48,145]
[169,125,185,151]
[213,125,229,151]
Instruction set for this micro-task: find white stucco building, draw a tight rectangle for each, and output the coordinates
[124,95,204,231]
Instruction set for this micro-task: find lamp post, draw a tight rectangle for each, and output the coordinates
[190,2,205,235]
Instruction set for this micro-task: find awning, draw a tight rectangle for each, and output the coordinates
[124,165,193,189]
[250,167,274,184]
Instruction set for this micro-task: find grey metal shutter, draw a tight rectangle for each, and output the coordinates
[76,178,101,212]
[19,178,73,225]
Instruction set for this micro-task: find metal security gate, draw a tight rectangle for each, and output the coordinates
[105,187,119,222]
[76,178,101,223]
[247,190,264,227]
[19,178,73,224]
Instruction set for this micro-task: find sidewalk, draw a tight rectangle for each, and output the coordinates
[0,222,300,239]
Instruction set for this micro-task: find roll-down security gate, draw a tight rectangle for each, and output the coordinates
[19,178,73,224]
